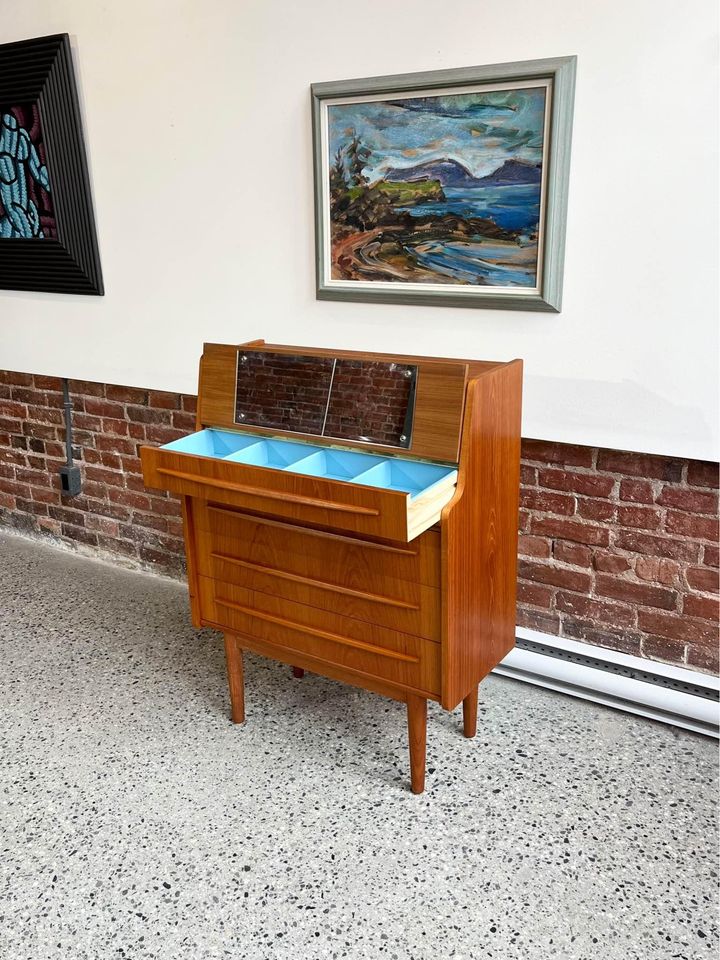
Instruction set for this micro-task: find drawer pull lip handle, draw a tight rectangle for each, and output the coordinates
[207,505,419,556]
[211,553,421,611]
[214,598,420,664]
[156,468,380,516]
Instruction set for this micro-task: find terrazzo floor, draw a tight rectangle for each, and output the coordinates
[0,528,717,960]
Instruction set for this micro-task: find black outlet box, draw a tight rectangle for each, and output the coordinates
[59,465,82,497]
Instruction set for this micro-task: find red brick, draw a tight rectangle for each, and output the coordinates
[555,591,636,628]
[171,411,196,431]
[614,530,701,562]
[637,609,718,644]
[0,492,16,509]
[516,607,561,634]
[686,566,719,593]
[61,523,98,547]
[577,498,616,522]
[15,498,48,517]
[562,620,641,656]
[687,644,720,673]
[36,516,62,535]
[95,435,137,456]
[665,510,719,541]
[521,440,594,468]
[635,557,680,585]
[83,397,123,418]
[520,489,575,516]
[33,375,62,391]
[126,405,172,425]
[148,390,181,410]
[531,517,610,546]
[595,574,676,610]
[704,544,720,567]
[519,559,592,593]
[518,510,531,532]
[687,461,719,489]
[619,479,655,504]
[25,407,63,426]
[181,394,198,414]
[518,534,551,559]
[84,466,124,488]
[520,464,537,485]
[84,515,120,536]
[596,450,683,481]
[0,400,28,418]
[144,424,184,445]
[641,635,687,664]
[683,594,719,621]
[68,379,105,397]
[593,552,631,574]
[106,385,148,404]
[101,418,129,437]
[617,505,662,530]
[128,423,146,440]
[0,416,23,433]
[0,371,33,386]
[48,504,86,526]
[657,486,718,514]
[554,540,592,567]
[537,468,614,497]
[107,488,151,511]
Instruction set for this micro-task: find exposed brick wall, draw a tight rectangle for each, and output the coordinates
[0,370,718,674]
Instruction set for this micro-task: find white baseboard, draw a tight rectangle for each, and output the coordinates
[494,627,719,738]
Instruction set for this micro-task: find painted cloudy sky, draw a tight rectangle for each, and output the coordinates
[328,85,547,181]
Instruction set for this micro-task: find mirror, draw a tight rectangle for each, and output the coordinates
[235,351,417,448]
[325,359,416,448]
[234,352,334,435]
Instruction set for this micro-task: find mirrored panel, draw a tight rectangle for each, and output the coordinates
[234,351,417,448]
[324,360,416,448]
[234,351,334,434]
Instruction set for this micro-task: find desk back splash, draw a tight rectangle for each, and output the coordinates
[198,342,474,463]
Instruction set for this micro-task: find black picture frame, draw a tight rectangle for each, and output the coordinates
[0,33,103,295]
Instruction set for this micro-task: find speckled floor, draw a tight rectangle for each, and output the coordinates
[0,529,717,960]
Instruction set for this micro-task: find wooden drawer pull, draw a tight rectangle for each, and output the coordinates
[157,468,380,516]
[207,504,419,557]
[215,597,420,664]
[211,553,421,611]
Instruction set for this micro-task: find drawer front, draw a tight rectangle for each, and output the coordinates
[199,577,441,696]
[141,445,411,541]
[198,503,441,588]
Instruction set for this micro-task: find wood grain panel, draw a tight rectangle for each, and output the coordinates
[440,360,523,710]
[195,342,467,463]
[199,577,441,696]
[197,505,442,588]
[197,532,440,641]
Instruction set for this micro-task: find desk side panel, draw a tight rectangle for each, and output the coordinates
[441,361,523,710]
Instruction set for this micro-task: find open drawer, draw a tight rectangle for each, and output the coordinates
[141,428,458,542]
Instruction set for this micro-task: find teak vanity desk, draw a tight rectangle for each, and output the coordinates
[141,341,522,793]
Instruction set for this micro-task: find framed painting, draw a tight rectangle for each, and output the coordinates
[312,57,575,312]
[0,33,103,295]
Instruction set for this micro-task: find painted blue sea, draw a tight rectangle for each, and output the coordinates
[396,183,540,286]
[397,183,541,233]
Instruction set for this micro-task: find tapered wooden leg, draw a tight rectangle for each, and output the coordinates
[223,633,245,723]
[407,695,427,794]
[463,685,478,738]
[292,666,305,679]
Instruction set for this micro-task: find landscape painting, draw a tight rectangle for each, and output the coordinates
[312,59,576,311]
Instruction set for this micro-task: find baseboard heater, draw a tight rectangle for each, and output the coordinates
[495,627,719,738]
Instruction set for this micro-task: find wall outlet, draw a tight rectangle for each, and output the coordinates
[59,465,82,497]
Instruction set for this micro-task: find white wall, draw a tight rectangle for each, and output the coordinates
[1,0,718,461]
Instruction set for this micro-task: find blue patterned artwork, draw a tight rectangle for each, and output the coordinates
[324,82,549,291]
[0,104,54,239]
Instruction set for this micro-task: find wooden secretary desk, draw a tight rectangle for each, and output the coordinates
[141,341,522,793]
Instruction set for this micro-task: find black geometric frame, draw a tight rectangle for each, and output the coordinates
[0,34,103,295]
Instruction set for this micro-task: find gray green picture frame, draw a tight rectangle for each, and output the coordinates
[311,56,576,312]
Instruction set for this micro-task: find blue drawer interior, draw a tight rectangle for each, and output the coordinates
[162,429,457,499]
